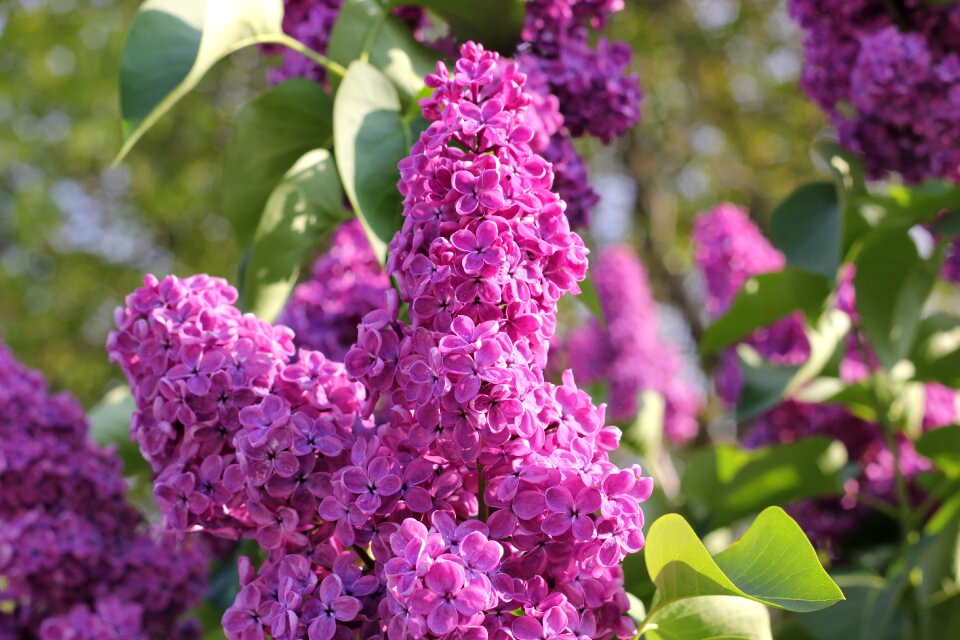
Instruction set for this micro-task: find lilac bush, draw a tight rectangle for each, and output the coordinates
[558,245,702,443]
[693,203,958,555]
[109,43,652,640]
[790,0,960,183]
[0,341,207,639]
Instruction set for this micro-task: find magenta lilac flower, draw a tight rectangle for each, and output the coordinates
[278,220,391,360]
[789,0,960,183]
[561,245,702,442]
[0,341,207,639]
[113,42,651,640]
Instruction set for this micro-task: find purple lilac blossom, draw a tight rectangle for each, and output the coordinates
[113,42,652,640]
[0,341,206,639]
[790,0,960,182]
[561,246,702,442]
[278,220,391,360]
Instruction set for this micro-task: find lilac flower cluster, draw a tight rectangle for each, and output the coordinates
[521,0,642,144]
[352,43,651,636]
[790,0,960,183]
[560,245,702,443]
[279,220,391,360]
[0,341,207,639]
[693,204,958,556]
[107,273,369,546]
[112,42,651,639]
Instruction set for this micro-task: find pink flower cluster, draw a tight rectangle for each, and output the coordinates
[790,0,960,183]
[559,245,702,443]
[279,220,392,360]
[110,42,651,640]
[0,341,207,639]
[107,273,369,547]
[351,42,651,637]
[693,204,958,556]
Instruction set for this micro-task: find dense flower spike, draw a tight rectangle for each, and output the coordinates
[693,204,959,555]
[0,341,206,639]
[279,220,392,360]
[522,0,642,143]
[560,246,702,442]
[790,0,960,182]
[107,274,370,546]
[110,41,650,640]
[344,41,649,638]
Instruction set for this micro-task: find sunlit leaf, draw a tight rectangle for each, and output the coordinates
[645,507,844,612]
[241,149,348,321]
[222,80,334,246]
[333,61,426,264]
[117,0,283,160]
[646,596,772,640]
[328,0,437,104]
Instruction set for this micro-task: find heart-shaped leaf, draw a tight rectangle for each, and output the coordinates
[645,507,844,612]
[328,0,437,104]
[681,438,848,530]
[771,181,842,279]
[854,227,942,370]
[700,268,831,356]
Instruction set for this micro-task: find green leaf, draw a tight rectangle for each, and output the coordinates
[854,227,941,370]
[577,275,607,329]
[394,0,525,53]
[645,596,772,640]
[700,268,831,355]
[328,0,438,104]
[241,149,349,321]
[222,80,334,246]
[771,182,842,278]
[916,425,960,478]
[797,574,903,640]
[681,438,847,530]
[735,310,851,420]
[909,313,960,386]
[645,507,844,613]
[814,141,870,255]
[89,385,147,476]
[117,0,283,160]
[333,61,425,264]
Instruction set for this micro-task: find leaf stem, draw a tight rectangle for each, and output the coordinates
[635,601,662,638]
[256,33,347,78]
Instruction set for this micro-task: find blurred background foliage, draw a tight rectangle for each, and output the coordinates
[0,0,825,407]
